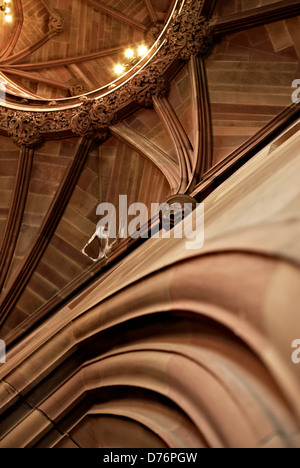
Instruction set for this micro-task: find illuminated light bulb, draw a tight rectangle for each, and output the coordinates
[137,45,148,57]
[5,14,12,22]
[5,7,10,13]
[125,49,134,59]
[114,64,125,75]
[4,0,10,3]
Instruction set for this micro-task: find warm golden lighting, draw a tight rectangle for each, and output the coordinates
[125,49,134,59]
[112,44,150,76]
[114,64,125,76]
[1,0,12,21]
[137,45,148,57]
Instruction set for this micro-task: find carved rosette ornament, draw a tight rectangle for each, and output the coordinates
[0,0,214,141]
[48,11,64,34]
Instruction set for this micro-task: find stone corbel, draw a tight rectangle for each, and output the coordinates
[6,112,43,148]
[167,0,214,60]
[70,99,113,141]
[131,75,170,109]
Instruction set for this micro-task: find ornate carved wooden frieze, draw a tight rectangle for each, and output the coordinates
[0,0,214,144]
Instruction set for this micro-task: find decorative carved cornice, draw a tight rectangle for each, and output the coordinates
[0,108,72,147]
[0,0,213,143]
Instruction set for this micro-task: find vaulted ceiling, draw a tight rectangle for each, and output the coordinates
[0,0,175,99]
[0,0,299,344]
[0,0,300,448]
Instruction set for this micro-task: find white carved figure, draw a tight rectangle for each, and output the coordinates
[0,339,6,364]
[82,225,117,262]
[0,81,7,104]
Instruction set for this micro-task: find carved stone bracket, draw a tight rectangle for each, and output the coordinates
[5,112,43,148]
[167,1,213,60]
[131,74,170,108]
[70,99,113,140]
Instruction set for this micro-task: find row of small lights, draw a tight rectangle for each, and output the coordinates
[1,0,12,22]
[114,45,149,76]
